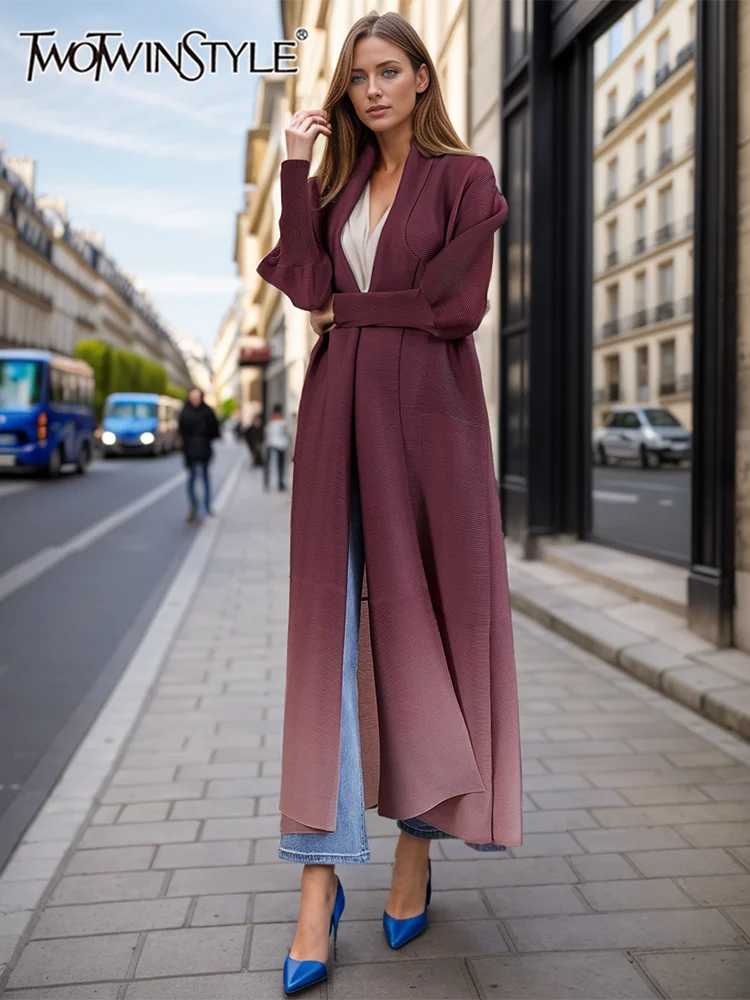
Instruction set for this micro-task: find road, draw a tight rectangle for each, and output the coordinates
[0,441,242,872]
[592,464,691,563]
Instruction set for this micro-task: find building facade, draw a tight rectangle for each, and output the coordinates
[0,146,191,388]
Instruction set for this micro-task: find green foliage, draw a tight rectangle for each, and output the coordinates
[73,339,180,420]
[166,382,187,401]
[221,397,238,419]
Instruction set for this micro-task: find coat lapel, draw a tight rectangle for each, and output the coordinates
[328,135,435,294]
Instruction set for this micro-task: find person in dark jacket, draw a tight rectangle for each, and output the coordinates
[244,413,264,467]
[178,388,221,523]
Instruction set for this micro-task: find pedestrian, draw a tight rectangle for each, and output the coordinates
[244,413,265,467]
[263,404,290,491]
[256,11,520,996]
[178,387,220,523]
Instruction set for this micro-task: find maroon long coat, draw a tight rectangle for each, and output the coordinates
[256,133,522,847]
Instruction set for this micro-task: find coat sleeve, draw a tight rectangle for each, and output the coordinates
[255,159,333,312]
[331,159,507,340]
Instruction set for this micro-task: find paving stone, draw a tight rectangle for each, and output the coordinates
[135,925,246,977]
[591,802,750,828]
[78,821,199,849]
[471,951,658,999]
[205,777,280,798]
[64,847,155,875]
[505,907,739,951]
[510,832,584,857]
[419,858,576,890]
[568,853,640,881]
[0,880,48,915]
[50,871,165,906]
[176,762,262,780]
[199,816,281,840]
[578,878,696,911]
[329,958,478,998]
[520,809,598,832]
[191,894,251,927]
[485,885,587,917]
[571,827,689,853]
[167,863,301,896]
[152,839,252,869]
[169,798,259,820]
[677,873,750,906]
[7,933,139,988]
[91,806,120,825]
[620,785,712,805]
[529,789,627,810]
[1,985,121,998]
[640,950,750,999]
[678,822,750,847]
[125,971,319,999]
[117,803,170,823]
[110,767,177,786]
[31,898,190,938]
[249,917,507,970]
[627,848,747,877]
[101,781,205,806]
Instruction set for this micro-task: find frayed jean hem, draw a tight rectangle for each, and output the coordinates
[397,818,507,852]
[278,847,371,865]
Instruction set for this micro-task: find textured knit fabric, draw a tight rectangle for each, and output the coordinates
[256,134,522,848]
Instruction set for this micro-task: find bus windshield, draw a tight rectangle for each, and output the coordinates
[0,360,43,409]
[105,401,158,419]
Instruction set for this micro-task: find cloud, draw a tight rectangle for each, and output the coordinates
[135,272,242,295]
[56,183,234,233]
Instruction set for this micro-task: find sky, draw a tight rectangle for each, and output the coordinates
[0,0,285,358]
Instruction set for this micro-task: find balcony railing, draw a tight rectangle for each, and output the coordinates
[631,308,649,329]
[606,250,619,268]
[602,319,621,339]
[604,116,618,137]
[659,373,693,396]
[654,63,672,89]
[655,300,675,321]
[658,147,673,170]
[606,189,619,208]
[634,235,647,256]
[634,166,647,188]
[655,222,675,245]
[676,40,695,69]
[626,90,646,117]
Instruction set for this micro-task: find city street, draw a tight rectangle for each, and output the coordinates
[1,446,749,998]
[0,442,240,875]
[592,466,691,564]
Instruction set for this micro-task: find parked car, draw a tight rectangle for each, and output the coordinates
[593,406,692,468]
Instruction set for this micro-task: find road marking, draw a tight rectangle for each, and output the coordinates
[0,450,244,968]
[593,490,639,504]
[0,470,188,604]
[0,481,34,500]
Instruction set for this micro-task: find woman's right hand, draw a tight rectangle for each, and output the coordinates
[285,108,331,162]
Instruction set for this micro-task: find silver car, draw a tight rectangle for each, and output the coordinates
[593,406,692,468]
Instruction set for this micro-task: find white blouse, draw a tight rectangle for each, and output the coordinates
[341,179,392,292]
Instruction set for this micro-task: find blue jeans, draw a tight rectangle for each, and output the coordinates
[278,448,505,863]
[187,460,211,517]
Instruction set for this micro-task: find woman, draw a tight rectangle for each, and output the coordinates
[256,10,521,994]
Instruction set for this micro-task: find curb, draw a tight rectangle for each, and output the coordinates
[509,570,750,743]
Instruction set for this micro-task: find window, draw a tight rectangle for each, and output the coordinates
[659,115,673,165]
[660,340,676,393]
[607,284,620,320]
[657,33,670,71]
[0,359,43,409]
[658,185,674,226]
[634,59,646,95]
[605,355,621,402]
[635,134,647,184]
[635,202,647,239]
[658,261,675,316]
[607,89,617,123]
[105,400,159,419]
[608,21,625,65]
[607,158,619,196]
[634,272,647,310]
[689,4,696,37]
[607,220,619,253]
[633,0,649,35]
[636,347,650,401]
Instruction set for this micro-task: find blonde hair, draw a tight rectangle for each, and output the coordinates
[313,9,471,208]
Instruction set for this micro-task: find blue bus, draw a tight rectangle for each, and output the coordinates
[0,349,96,477]
[101,392,182,457]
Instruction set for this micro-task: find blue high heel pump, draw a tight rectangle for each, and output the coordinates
[283,875,345,995]
[383,858,432,949]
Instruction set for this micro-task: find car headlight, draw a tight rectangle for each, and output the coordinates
[140,432,155,445]
[102,431,116,446]
[643,427,661,443]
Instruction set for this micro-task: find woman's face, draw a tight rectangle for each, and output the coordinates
[347,36,428,134]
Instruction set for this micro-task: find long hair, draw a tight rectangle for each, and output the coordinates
[314,10,471,208]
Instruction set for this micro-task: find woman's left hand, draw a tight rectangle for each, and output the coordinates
[310,294,336,337]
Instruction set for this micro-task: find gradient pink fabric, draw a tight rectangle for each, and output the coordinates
[256,134,522,847]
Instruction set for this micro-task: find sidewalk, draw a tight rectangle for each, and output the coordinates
[1,459,750,999]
